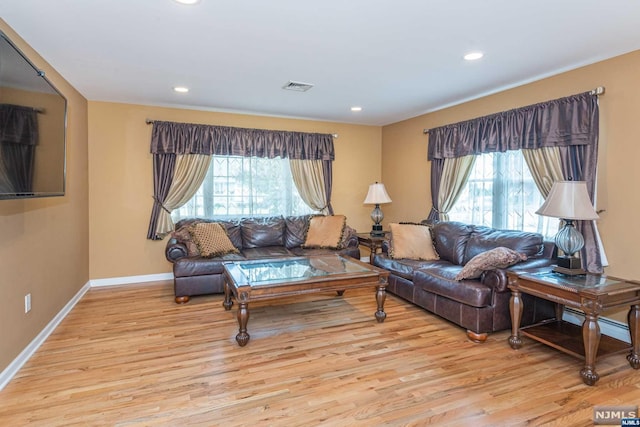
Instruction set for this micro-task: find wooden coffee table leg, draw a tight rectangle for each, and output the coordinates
[508,289,523,349]
[223,281,233,310]
[627,304,640,369]
[375,282,386,323]
[580,311,601,385]
[236,302,250,347]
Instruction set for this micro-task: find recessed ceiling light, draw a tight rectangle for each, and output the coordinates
[173,0,200,5]
[350,106,363,112]
[173,86,189,93]
[464,52,484,61]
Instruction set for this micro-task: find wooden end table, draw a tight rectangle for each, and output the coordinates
[507,270,640,385]
[356,232,389,264]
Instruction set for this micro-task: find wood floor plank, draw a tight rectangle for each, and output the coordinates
[1,281,640,426]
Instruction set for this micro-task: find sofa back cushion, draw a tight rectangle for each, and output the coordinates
[216,219,243,250]
[241,216,285,248]
[284,215,312,249]
[431,221,473,265]
[462,226,544,265]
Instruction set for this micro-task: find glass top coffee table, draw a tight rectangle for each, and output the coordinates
[222,255,390,346]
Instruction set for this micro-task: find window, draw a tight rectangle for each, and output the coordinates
[448,150,557,239]
[172,155,316,221]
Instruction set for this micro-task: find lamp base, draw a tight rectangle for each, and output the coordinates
[370,224,384,237]
[553,256,585,275]
[553,266,587,276]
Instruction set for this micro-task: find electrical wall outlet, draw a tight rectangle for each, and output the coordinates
[25,293,31,313]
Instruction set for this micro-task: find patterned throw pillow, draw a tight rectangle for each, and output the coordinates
[455,247,527,281]
[188,222,239,258]
[302,215,346,249]
[389,223,439,260]
[172,226,200,256]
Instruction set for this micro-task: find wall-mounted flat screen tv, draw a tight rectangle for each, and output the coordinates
[0,30,67,199]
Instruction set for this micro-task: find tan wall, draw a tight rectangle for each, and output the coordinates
[381,49,640,323]
[88,102,381,279]
[0,21,89,372]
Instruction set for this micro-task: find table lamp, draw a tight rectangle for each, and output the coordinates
[363,182,392,237]
[535,181,599,275]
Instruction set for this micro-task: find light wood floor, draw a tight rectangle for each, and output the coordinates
[1,282,639,426]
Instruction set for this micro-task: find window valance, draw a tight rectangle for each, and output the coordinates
[150,120,334,161]
[427,92,598,160]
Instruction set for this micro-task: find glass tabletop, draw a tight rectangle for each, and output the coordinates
[522,271,626,290]
[232,255,372,286]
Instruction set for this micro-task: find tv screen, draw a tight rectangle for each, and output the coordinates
[0,30,67,199]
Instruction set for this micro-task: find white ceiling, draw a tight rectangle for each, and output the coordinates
[2,0,640,126]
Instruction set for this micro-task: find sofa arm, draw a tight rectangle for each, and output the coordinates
[342,225,359,249]
[481,269,510,293]
[481,257,557,292]
[166,238,188,263]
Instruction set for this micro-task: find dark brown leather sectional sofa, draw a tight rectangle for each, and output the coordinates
[165,215,360,303]
[373,221,557,342]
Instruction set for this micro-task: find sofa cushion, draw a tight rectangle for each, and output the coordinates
[462,226,543,265]
[302,215,346,249]
[374,255,450,281]
[415,265,493,308]
[431,221,474,265]
[173,253,245,277]
[241,217,285,248]
[389,223,439,260]
[284,215,311,249]
[456,247,527,280]
[189,222,240,258]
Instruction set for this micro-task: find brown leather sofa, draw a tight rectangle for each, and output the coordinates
[165,215,360,303]
[373,221,556,342]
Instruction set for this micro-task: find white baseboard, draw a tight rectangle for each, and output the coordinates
[0,281,91,391]
[90,272,173,287]
[563,307,631,343]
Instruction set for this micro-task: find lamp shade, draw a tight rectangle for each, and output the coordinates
[535,181,599,220]
[364,182,392,204]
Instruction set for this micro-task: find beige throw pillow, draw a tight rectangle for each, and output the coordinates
[390,223,439,260]
[189,222,239,258]
[455,247,527,280]
[302,215,346,249]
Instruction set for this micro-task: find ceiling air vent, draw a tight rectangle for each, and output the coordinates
[282,80,314,92]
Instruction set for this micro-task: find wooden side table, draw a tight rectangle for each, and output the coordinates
[356,232,389,264]
[507,270,640,385]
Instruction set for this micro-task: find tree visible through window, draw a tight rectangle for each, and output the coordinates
[448,150,557,239]
[172,155,315,221]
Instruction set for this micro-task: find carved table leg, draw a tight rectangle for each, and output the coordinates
[580,311,601,385]
[627,304,640,369]
[223,281,233,310]
[236,302,250,347]
[508,289,523,349]
[375,281,387,323]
